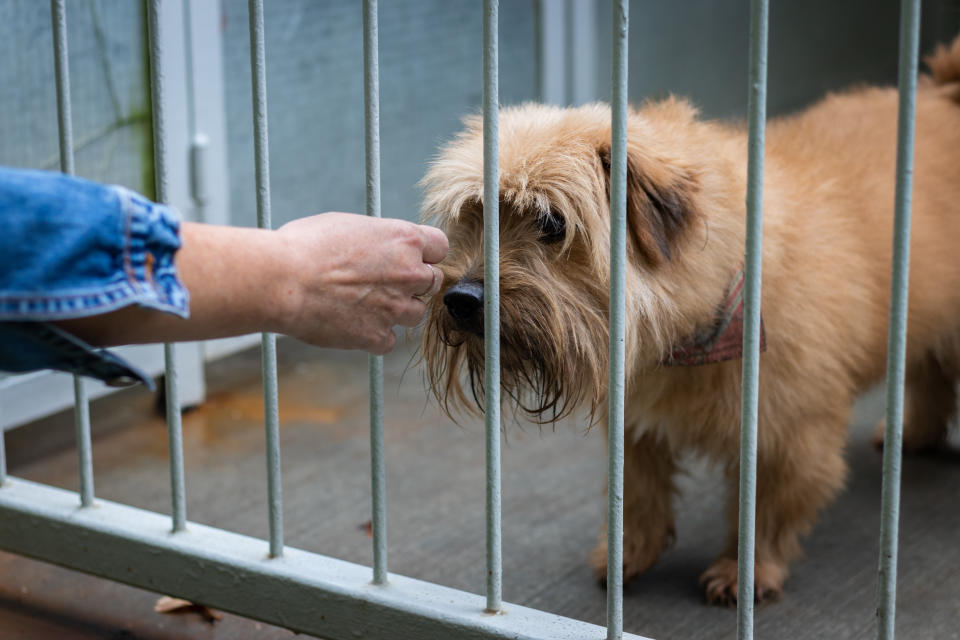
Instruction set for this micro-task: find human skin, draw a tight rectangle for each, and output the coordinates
[56,212,448,354]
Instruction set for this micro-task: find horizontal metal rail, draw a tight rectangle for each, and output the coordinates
[0,478,650,640]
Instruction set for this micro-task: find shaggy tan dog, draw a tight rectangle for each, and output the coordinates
[420,37,960,605]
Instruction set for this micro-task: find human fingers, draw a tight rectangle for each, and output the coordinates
[417,224,449,264]
[368,329,398,355]
[395,296,428,328]
[413,264,443,299]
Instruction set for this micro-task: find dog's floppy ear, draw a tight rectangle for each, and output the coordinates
[598,146,698,267]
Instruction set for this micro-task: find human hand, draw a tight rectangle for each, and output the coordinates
[274,212,449,354]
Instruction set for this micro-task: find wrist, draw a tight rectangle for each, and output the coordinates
[262,228,307,337]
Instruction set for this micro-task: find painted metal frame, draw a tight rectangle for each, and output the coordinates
[0,0,924,638]
[482,0,504,615]
[363,0,389,587]
[606,1,628,637]
[876,1,922,638]
[736,1,769,638]
[247,0,285,560]
[51,0,96,510]
[0,478,650,640]
[0,1,647,638]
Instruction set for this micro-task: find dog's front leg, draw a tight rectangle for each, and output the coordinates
[591,430,678,585]
[701,409,849,606]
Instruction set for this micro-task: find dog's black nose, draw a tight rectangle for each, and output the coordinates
[443,280,484,335]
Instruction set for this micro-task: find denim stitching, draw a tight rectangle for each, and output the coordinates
[0,185,189,320]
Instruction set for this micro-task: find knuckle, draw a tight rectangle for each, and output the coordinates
[402,300,428,327]
[428,227,449,254]
[408,265,430,286]
[389,296,410,319]
[375,330,397,354]
[392,221,421,246]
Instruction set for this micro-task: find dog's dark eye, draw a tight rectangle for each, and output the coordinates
[537,212,566,244]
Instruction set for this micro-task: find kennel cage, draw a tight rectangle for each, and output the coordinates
[0,0,934,639]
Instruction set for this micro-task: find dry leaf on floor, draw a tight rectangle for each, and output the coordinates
[154,596,223,624]
[359,520,373,537]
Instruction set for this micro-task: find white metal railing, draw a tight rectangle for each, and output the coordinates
[0,1,924,639]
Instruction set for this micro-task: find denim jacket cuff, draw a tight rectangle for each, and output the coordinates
[0,180,190,321]
[114,186,190,319]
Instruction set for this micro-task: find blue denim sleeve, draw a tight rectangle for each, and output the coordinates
[0,166,191,387]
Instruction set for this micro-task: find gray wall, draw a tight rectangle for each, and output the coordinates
[220,0,539,228]
[0,0,152,195]
[2,0,958,224]
[596,0,960,120]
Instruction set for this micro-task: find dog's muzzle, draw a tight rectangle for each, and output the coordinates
[443,279,484,335]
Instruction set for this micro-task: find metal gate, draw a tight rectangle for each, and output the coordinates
[0,1,923,639]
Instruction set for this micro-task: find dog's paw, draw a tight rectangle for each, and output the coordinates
[699,557,784,607]
[590,526,675,586]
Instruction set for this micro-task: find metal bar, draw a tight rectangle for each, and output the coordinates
[163,344,186,532]
[51,0,96,509]
[482,0,503,614]
[0,478,650,640]
[51,0,75,178]
[362,0,388,585]
[606,1,628,638]
[877,1,921,638]
[0,432,6,485]
[261,330,283,556]
[737,0,769,637]
[147,0,187,533]
[247,0,285,559]
[71,377,94,506]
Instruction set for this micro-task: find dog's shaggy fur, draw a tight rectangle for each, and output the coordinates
[420,37,960,604]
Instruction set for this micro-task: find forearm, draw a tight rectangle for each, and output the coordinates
[55,212,446,354]
[56,222,295,346]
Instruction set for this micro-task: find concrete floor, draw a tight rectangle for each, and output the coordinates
[2,337,960,639]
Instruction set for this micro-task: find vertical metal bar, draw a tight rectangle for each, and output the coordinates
[71,377,94,506]
[247,0,284,559]
[606,1,628,638]
[877,2,921,638]
[51,0,75,178]
[163,345,186,533]
[363,0,388,585]
[0,430,6,485]
[482,0,503,614]
[737,0,769,638]
[147,0,187,533]
[51,0,96,509]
